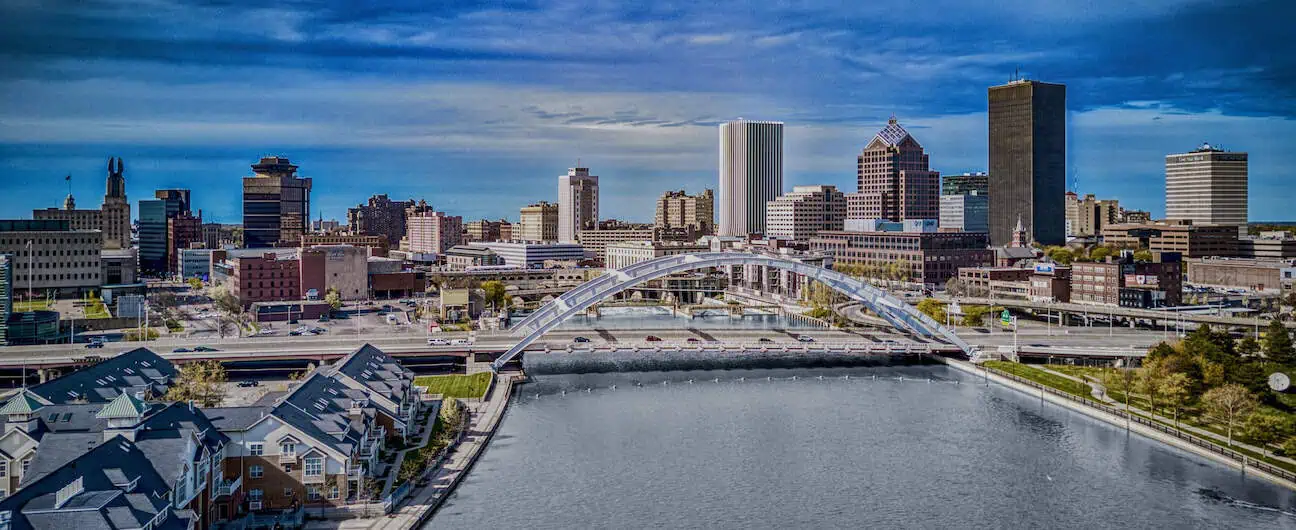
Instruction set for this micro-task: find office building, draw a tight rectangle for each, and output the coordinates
[102,157,130,249]
[0,255,9,345]
[765,185,848,241]
[849,117,940,222]
[300,234,388,257]
[719,119,783,236]
[444,246,504,270]
[312,218,340,233]
[1064,192,1120,238]
[347,194,415,245]
[810,228,992,287]
[606,241,710,270]
[1165,143,1248,233]
[465,219,511,242]
[942,172,989,196]
[471,241,585,268]
[406,210,463,256]
[1187,258,1295,294]
[137,189,189,275]
[518,201,559,242]
[32,198,101,232]
[939,191,989,233]
[167,211,203,273]
[242,156,312,248]
[202,222,239,249]
[988,79,1067,246]
[100,248,138,286]
[1101,221,1239,258]
[558,167,599,243]
[178,248,213,281]
[1239,232,1296,259]
[1072,252,1183,308]
[300,244,370,300]
[577,227,655,263]
[230,251,300,307]
[656,189,715,235]
[0,219,103,297]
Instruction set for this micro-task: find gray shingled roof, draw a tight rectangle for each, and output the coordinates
[202,406,271,431]
[270,372,365,457]
[335,344,414,404]
[28,348,176,405]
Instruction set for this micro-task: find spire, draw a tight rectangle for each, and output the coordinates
[1014,214,1024,233]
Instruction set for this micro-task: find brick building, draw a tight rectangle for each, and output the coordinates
[231,252,301,307]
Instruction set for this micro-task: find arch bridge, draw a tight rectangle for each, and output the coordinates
[492,252,975,370]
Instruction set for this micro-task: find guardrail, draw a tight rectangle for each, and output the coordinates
[982,364,1296,484]
[553,342,944,355]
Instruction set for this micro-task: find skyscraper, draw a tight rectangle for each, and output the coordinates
[988,79,1067,246]
[941,172,989,196]
[347,194,416,246]
[1165,143,1248,232]
[848,117,940,222]
[558,167,599,243]
[138,189,191,275]
[242,156,312,248]
[719,119,783,236]
[102,157,130,250]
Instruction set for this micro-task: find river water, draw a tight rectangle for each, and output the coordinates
[430,365,1296,529]
[556,306,814,330]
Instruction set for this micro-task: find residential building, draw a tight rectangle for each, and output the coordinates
[1101,221,1239,258]
[810,229,993,287]
[849,117,940,222]
[1239,232,1296,259]
[518,202,558,242]
[242,156,312,248]
[300,245,369,301]
[25,348,177,405]
[942,172,989,196]
[1071,252,1183,308]
[765,185,847,241]
[102,157,130,250]
[558,167,599,244]
[167,211,204,273]
[346,194,415,246]
[656,189,715,235]
[988,79,1067,246]
[405,210,463,257]
[1064,192,1120,238]
[0,219,103,297]
[178,248,213,281]
[464,219,511,243]
[939,191,989,233]
[471,241,585,268]
[1187,257,1296,294]
[300,234,388,257]
[444,246,503,270]
[1166,143,1248,233]
[719,119,784,236]
[230,252,300,307]
[606,241,709,270]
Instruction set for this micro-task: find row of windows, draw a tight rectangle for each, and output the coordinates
[15,272,100,282]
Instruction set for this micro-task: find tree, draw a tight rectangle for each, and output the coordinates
[1103,368,1139,429]
[1264,318,1295,364]
[916,298,947,323]
[1242,412,1288,457]
[1137,358,1169,416]
[1201,383,1258,447]
[1237,337,1261,357]
[186,277,203,290]
[207,281,242,315]
[324,287,342,310]
[1133,249,1154,262]
[1160,372,1192,429]
[1088,245,1114,262]
[1045,246,1074,265]
[945,277,967,297]
[481,280,508,309]
[164,360,228,407]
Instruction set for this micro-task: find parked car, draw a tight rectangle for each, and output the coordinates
[172,347,192,353]
[289,330,302,336]
[311,327,327,334]
[645,335,663,342]
[237,380,260,388]
[572,336,591,343]
[796,335,815,343]
[84,342,104,349]
[317,315,330,322]
[427,337,450,346]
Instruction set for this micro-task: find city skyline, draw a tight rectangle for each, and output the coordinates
[0,0,1293,224]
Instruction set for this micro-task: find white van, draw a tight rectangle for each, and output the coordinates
[427,337,449,346]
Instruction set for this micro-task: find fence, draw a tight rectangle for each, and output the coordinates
[981,364,1296,484]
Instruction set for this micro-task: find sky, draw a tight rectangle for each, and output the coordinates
[0,0,1293,224]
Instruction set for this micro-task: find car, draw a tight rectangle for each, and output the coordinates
[796,335,815,343]
[84,342,104,349]
[572,336,591,343]
[237,380,260,388]
[257,328,275,335]
[427,338,450,346]
[686,338,700,343]
[450,338,473,346]
[317,315,330,322]
[758,337,774,343]
[311,327,327,334]
[172,347,192,353]
[645,335,662,342]
[193,346,218,352]
[289,330,302,336]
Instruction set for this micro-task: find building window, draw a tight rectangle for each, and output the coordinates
[249,443,264,456]
[283,463,294,473]
[248,489,263,502]
[304,457,323,477]
[21,460,30,476]
[307,486,322,501]
[283,487,294,497]
[0,460,7,478]
[249,465,263,479]
[280,442,295,457]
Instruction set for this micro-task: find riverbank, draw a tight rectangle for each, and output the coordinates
[940,357,1296,492]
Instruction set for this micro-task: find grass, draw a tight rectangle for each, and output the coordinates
[414,372,493,399]
[83,298,110,319]
[13,300,51,312]
[983,361,1094,398]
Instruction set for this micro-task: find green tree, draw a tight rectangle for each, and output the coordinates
[1243,412,1288,457]
[207,281,242,315]
[1201,383,1258,447]
[1237,337,1261,357]
[1133,249,1154,262]
[1263,318,1295,364]
[481,280,508,309]
[324,287,342,310]
[164,360,228,407]
[186,277,203,290]
[1137,357,1169,416]
[1088,245,1114,262]
[1044,246,1074,265]
[1103,368,1139,426]
[1160,372,1192,429]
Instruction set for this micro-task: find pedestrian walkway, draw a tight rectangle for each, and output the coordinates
[379,399,436,497]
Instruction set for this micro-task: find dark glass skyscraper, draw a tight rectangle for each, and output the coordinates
[988,79,1066,246]
[242,157,312,248]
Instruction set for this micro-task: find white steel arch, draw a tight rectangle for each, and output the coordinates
[493,252,976,370]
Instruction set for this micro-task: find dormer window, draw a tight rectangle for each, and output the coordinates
[280,442,295,457]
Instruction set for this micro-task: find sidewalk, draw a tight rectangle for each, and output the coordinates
[379,400,436,498]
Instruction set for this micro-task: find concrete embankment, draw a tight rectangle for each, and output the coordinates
[524,348,935,375]
[939,357,1296,492]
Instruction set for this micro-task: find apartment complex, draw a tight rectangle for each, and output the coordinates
[406,210,463,256]
[655,189,715,235]
[0,219,103,297]
[1101,221,1239,258]
[346,194,416,245]
[849,117,940,222]
[558,167,599,244]
[517,202,559,242]
[243,157,312,248]
[1064,192,1119,238]
[1165,143,1248,232]
[719,119,784,236]
[988,79,1067,246]
[765,185,847,241]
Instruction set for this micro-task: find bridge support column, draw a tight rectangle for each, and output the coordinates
[38,368,57,384]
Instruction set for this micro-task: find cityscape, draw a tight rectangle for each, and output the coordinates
[1,1,1295,529]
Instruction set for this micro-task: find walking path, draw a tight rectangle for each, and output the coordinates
[379,400,437,498]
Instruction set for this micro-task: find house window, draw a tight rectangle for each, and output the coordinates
[21,460,30,476]
[248,489,263,502]
[280,442,295,457]
[304,457,323,477]
[249,465,263,479]
[249,443,264,456]
[327,485,340,500]
[283,463,294,473]
[0,460,7,478]
[307,486,321,501]
[283,487,294,497]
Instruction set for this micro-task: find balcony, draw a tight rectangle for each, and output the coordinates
[348,465,365,478]
[302,472,326,485]
[278,454,297,465]
[214,475,242,499]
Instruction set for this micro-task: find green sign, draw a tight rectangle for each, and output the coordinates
[1000,310,1011,324]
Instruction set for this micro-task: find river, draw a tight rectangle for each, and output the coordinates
[430,365,1296,529]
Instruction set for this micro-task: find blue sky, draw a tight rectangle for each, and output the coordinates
[1,0,1292,223]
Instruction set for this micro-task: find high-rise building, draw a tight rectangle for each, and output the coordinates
[988,79,1067,246]
[242,156,312,248]
[138,189,190,275]
[940,191,989,233]
[655,189,715,235]
[941,172,989,196]
[167,211,204,273]
[765,185,847,241]
[558,167,599,243]
[1165,143,1248,233]
[406,210,463,256]
[0,219,103,297]
[848,117,940,222]
[1064,192,1119,238]
[518,202,558,242]
[347,194,415,245]
[102,157,130,249]
[465,219,511,242]
[719,119,783,236]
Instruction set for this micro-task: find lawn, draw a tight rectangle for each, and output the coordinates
[983,361,1094,398]
[83,299,110,319]
[414,372,493,399]
[13,300,51,312]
